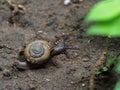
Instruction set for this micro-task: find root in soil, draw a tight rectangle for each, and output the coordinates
[89,51,107,90]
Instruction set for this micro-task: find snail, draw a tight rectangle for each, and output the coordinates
[14,35,79,70]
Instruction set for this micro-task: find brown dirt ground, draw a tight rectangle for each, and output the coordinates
[0,0,119,90]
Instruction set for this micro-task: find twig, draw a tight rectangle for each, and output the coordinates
[5,0,26,27]
[89,51,107,90]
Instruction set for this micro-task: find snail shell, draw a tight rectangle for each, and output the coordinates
[24,40,50,64]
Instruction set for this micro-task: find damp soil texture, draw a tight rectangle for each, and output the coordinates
[0,0,118,90]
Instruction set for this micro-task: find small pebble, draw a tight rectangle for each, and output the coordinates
[74,52,79,57]
[80,0,83,2]
[38,31,47,35]
[38,31,43,33]
[82,58,89,62]
[82,83,85,87]
[64,0,71,5]
[70,81,74,84]
[45,78,50,82]
[2,69,11,77]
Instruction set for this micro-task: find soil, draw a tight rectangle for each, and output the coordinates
[0,0,118,90]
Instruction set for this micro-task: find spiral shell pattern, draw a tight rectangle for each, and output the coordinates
[24,40,50,64]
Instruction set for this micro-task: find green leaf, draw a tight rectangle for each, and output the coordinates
[115,56,120,74]
[95,71,101,76]
[114,82,120,90]
[102,67,108,72]
[85,0,120,22]
[107,58,114,64]
[86,16,120,37]
[115,64,120,74]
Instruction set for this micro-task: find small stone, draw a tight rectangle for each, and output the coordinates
[45,78,50,82]
[74,52,78,57]
[43,32,47,35]
[82,83,85,87]
[70,81,74,84]
[64,0,71,5]
[80,0,83,2]
[38,31,43,33]
[82,58,89,62]
[2,69,11,77]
